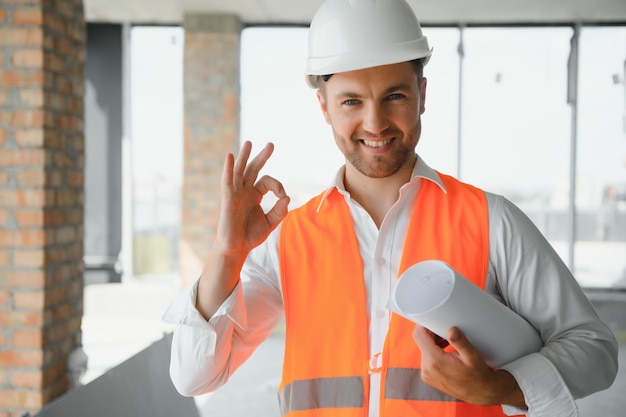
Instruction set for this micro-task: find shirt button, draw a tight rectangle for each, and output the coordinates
[376,310,386,319]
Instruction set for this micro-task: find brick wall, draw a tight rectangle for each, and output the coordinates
[181,14,241,286]
[0,0,85,415]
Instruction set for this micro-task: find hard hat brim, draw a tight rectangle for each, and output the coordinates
[305,48,432,89]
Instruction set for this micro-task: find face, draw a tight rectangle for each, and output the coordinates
[317,62,427,179]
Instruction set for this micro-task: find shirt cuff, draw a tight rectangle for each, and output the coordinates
[501,404,528,416]
[500,352,577,417]
[162,278,247,330]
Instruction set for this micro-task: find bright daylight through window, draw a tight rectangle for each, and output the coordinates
[129,25,626,290]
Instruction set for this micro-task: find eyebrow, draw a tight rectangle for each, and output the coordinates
[333,83,413,100]
[383,84,413,94]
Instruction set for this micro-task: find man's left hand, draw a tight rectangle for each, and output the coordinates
[412,325,527,407]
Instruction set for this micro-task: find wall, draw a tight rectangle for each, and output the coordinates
[180,14,241,286]
[0,0,86,414]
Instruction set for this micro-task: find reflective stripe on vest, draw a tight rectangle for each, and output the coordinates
[278,369,460,415]
[384,368,459,402]
[278,376,365,415]
[278,173,521,417]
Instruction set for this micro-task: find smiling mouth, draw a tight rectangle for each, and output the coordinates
[362,138,393,148]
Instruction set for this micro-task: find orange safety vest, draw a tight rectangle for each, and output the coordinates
[278,173,522,417]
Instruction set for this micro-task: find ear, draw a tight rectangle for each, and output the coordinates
[316,89,332,125]
[419,77,427,115]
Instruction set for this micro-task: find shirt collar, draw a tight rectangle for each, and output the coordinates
[316,155,447,212]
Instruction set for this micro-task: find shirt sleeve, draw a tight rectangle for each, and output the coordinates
[162,228,285,397]
[486,193,618,417]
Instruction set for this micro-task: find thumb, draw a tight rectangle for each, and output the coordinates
[447,327,471,353]
[267,196,290,228]
[447,326,465,344]
[447,327,485,366]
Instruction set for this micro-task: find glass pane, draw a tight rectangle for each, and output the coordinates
[419,28,461,176]
[241,27,341,209]
[130,26,184,276]
[576,27,626,288]
[461,27,573,258]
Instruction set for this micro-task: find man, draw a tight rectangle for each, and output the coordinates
[164,0,618,415]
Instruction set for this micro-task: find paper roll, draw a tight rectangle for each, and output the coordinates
[388,260,543,368]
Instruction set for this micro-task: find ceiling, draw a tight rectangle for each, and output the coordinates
[84,0,626,26]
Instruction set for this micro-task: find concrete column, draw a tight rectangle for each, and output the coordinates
[0,0,86,414]
[181,14,241,286]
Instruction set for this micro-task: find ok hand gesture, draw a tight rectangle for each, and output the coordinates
[216,140,290,257]
[197,141,290,319]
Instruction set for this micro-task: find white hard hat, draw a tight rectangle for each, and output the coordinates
[305,0,432,88]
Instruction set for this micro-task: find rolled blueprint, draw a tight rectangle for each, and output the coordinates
[388,260,543,368]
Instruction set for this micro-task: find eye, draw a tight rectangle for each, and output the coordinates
[386,93,406,101]
[342,98,360,106]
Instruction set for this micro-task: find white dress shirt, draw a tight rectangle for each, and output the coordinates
[163,156,618,417]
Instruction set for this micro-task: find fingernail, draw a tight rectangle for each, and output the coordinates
[449,329,459,341]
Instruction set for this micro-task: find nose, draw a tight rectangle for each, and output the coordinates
[361,103,389,135]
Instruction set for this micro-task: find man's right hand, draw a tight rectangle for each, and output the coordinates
[196,141,290,320]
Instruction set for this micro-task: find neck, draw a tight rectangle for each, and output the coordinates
[344,156,416,228]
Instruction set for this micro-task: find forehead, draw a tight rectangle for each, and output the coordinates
[324,62,419,95]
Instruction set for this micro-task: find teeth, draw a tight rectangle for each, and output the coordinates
[363,139,392,148]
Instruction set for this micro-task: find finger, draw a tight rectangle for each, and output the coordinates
[256,175,290,227]
[221,153,235,194]
[412,326,444,359]
[255,175,288,199]
[447,327,467,350]
[244,142,274,187]
[266,196,290,229]
[234,141,253,188]
[447,327,483,366]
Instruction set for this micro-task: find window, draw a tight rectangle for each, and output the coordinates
[130,26,184,276]
[576,26,626,288]
[240,27,340,209]
[241,25,626,289]
[461,27,573,262]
